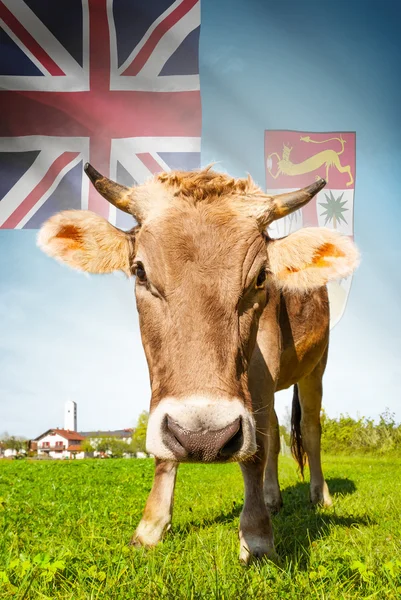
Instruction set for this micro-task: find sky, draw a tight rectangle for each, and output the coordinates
[1,0,401,438]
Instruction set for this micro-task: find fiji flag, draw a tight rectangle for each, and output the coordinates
[265,130,356,328]
[0,0,201,229]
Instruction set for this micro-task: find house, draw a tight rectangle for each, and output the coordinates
[80,428,133,444]
[0,447,20,459]
[0,439,27,459]
[4,448,19,458]
[24,403,140,459]
[33,429,87,459]
[30,427,136,459]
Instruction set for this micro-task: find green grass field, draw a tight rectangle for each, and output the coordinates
[1,455,400,599]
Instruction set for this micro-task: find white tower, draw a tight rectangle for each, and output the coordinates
[64,400,77,431]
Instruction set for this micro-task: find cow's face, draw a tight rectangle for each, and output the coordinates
[38,166,359,463]
[132,204,269,462]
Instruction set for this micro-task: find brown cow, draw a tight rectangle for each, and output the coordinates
[37,164,359,563]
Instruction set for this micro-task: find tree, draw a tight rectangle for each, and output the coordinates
[95,436,113,455]
[108,438,129,458]
[282,406,292,433]
[81,438,95,454]
[279,424,291,448]
[93,436,130,458]
[130,411,149,454]
[2,436,26,452]
[320,409,401,455]
[93,436,106,455]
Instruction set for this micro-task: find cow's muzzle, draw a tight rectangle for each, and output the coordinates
[146,396,257,463]
[163,415,243,462]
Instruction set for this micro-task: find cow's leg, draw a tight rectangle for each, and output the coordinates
[131,459,178,547]
[241,314,280,563]
[264,406,283,512]
[298,361,332,507]
[239,431,275,564]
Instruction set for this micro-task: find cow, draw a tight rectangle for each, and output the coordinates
[37,164,359,563]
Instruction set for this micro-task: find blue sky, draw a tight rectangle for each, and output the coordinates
[1,0,401,437]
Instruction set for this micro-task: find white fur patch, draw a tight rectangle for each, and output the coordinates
[133,465,176,547]
[146,396,256,461]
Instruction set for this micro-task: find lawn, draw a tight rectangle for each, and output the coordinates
[0,455,400,599]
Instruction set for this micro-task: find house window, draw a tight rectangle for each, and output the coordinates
[42,442,50,448]
[55,441,63,447]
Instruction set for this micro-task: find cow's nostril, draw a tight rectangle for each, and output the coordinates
[219,419,243,457]
[163,415,242,462]
[162,416,188,460]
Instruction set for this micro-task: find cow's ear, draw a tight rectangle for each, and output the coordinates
[266,227,360,290]
[37,210,135,275]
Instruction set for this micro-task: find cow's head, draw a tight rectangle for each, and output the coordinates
[38,165,359,463]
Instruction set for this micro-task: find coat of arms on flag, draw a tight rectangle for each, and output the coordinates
[0,0,201,229]
[265,130,356,328]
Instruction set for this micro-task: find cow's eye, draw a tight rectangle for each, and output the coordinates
[135,262,147,284]
[256,268,266,288]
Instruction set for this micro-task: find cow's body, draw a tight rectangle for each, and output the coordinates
[38,166,359,563]
[134,284,331,560]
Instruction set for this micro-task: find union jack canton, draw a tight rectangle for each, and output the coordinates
[0,0,201,229]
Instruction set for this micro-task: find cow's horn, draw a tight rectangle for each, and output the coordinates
[270,178,327,222]
[84,163,134,216]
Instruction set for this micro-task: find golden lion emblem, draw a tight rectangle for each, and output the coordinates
[267,136,353,187]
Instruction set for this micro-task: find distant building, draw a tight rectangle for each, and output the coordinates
[4,448,18,458]
[80,429,133,444]
[29,401,136,459]
[64,400,77,432]
[0,439,27,459]
[33,429,87,460]
[0,446,19,458]
[80,429,134,457]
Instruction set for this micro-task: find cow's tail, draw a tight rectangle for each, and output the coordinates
[290,384,306,480]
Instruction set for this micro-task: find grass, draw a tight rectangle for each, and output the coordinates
[0,455,400,599]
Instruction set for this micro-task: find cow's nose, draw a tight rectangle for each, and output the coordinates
[164,415,243,462]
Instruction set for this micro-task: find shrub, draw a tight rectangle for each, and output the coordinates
[320,408,401,455]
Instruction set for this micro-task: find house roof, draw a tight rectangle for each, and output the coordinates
[34,429,85,442]
[79,429,133,438]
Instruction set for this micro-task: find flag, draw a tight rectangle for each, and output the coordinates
[265,130,356,328]
[0,0,201,229]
